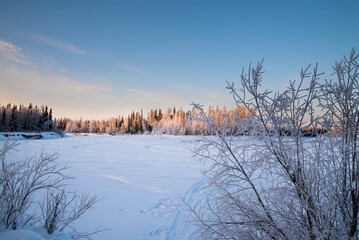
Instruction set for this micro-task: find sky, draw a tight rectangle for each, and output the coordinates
[0,0,358,120]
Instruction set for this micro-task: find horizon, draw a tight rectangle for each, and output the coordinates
[1,0,358,119]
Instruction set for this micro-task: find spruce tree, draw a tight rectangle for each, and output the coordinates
[49,108,53,121]
[1,106,5,131]
[158,109,163,121]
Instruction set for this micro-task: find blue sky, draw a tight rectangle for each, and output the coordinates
[0,0,358,119]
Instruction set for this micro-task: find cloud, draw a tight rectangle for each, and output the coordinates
[0,39,33,66]
[125,88,173,99]
[34,34,87,55]
[123,88,186,107]
[0,62,121,119]
[56,78,113,95]
[125,88,157,97]
[116,61,147,75]
[0,63,114,104]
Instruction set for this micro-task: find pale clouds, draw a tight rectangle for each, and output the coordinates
[125,88,159,97]
[0,39,33,66]
[0,39,154,119]
[0,39,116,119]
[0,39,231,119]
[0,63,120,119]
[34,34,87,55]
[116,61,147,75]
[124,88,183,104]
[0,40,110,100]
[0,64,113,100]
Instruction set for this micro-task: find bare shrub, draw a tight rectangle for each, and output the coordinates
[0,140,100,238]
[190,49,359,239]
[41,188,98,235]
[0,141,69,230]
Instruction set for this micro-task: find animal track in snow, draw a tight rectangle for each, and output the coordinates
[99,174,172,194]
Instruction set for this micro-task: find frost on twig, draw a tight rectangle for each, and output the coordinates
[0,140,102,238]
[189,49,359,239]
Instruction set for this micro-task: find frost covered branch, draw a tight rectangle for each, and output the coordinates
[189,49,359,239]
[0,140,101,238]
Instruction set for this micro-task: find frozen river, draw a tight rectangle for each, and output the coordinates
[2,134,205,240]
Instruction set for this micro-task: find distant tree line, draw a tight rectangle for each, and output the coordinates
[1,103,325,137]
[0,103,58,132]
[58,105,251,135]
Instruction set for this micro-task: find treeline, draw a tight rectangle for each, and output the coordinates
[0,102,250,136]
[58,105,250,135]
[0,103,325,137]
[0,103,59,133]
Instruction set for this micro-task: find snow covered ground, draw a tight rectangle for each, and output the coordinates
[0,134,206,239]
[0,132,62,140]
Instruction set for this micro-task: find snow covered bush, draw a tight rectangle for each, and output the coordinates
[41,189,98,235]
[0,141,69,230]
[319,49,359,237]
[0,141,99,238]
[190,49,359,239]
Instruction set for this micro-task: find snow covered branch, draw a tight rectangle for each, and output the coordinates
[189,49,359,239]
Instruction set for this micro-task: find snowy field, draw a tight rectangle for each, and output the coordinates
[0,134,206,239]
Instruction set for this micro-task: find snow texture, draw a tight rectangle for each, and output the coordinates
[0,230,45,240]
[0,132,62,141]
[0,135,206,240]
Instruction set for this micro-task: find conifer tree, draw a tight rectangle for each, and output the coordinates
[49,108,53,121]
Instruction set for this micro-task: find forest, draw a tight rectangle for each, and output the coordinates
[56,105,251,135]
[0,103,251,136]
[0,103,57,133]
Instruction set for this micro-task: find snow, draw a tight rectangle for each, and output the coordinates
[0,230,45,240]
[0,132,62,141]
[0,229,73,240]
[0,135,206,239]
